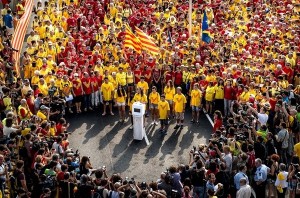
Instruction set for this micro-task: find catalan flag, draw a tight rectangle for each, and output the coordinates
[202,10,211,44]
[135,26,160,55]
[124,25,142,53]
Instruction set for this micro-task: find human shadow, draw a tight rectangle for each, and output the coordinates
[112,139,148,173]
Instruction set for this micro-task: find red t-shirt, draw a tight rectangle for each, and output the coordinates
[72,79,83,96]
[224,86,234,100]
[213,118,222,132]
[134,69,142,83]
[174,71,183,86]
[164,71,174,83]
[81,77,92,95]
[90,77,98,92]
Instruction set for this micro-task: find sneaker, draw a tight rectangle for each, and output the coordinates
[110,112,114,115]
[102,112,106,116]
[151,121,155,125]
[196,121,199,124]
[190,120,195,123]
[129,125,133,130]
[84,108,87,112]
[119,119,123,122]
[155,121,159,125]
[174,125,180,129]
[89,107,93,111]
[69,109,73,113]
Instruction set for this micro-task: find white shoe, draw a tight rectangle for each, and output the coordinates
[155,121,159,126]
[129,125,133,130]
[151,121,155,125]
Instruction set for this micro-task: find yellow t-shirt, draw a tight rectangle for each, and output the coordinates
[239,91,250,103]
[37,110,47,121]
[173,94,187,113]
[190,89,202,107]
[137,81,149,94]
[214,86,224,99]
[133,93,148,104]
[114,90,127,103]
[116,72,127,86]
[164,87,175,100]
[294,142,300,159]
[101,82,114,101]
[158,100,170,119]
[149,92,160,105]
[205,86,215,102]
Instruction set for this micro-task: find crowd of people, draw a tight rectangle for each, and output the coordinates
[0,0,300,197]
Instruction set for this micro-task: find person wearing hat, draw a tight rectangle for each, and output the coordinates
[36,105,50,121]
[18,99,32,121]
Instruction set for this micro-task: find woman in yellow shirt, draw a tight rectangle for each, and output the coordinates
[205,82,215,114]
[126,67,134,98]
[164,80,175,119]
[114,85,127,123]
[149,86,160,125]
[190,83,202,123]
[214,79,225,115]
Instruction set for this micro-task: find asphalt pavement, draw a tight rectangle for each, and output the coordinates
[66,107,212,182]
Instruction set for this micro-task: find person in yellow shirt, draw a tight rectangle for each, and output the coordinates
[190,83,202,124]
[101,77,114,116]
[114,85,127,122]
[239,86,251,104]
[116,67,127,88]
[38,78,49,96]
[158,94,170,134]
[133,87,148,104]
[205,82,215,114]
[164,80,175,119]
[137,76,149,95]
[294,142,300,159]
[173,87,187,129]
[214,79,225,115]
[149,86,160,126]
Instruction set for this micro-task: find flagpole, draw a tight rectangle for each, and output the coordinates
[188,0,192,36]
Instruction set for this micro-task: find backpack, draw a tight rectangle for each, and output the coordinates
[42,175,57,191]
[247,151,255,169]
[93,188,105,198]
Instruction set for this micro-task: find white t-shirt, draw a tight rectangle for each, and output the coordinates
[257,113,268,125]
[3,126,17,137]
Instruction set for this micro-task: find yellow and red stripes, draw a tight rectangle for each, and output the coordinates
[135,26,159,55]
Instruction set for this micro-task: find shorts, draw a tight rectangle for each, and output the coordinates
[166,100,173,105]
[191,106,200,112]
[175,112,184,120]
[104,100,112,105]
[149,104,158,109]
[117,102,126,106]
[73,95,83,103]
[160,119,168,125]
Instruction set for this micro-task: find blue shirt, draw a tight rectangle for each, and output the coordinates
[234,172,249,190]
[254,165,268,182]
[4,14,13,28]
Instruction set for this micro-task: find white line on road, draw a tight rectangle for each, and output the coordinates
[202,109,214,126]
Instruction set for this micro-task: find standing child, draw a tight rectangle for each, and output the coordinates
[158,94,170,134]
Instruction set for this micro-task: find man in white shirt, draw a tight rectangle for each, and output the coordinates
[247,102,268,126]
[215,145,232,172]
[236,178,251,198]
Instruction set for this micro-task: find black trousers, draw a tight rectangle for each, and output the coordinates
[254,181,266,198]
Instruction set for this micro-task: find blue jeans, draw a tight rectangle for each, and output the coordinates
[193,186,205,198]
[83,94,91,109]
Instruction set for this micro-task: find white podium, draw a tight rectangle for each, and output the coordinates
[132,102,145,140]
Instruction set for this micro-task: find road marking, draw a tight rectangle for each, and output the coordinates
[202,109,214,126]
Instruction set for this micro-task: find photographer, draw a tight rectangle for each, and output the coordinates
[275,122,289,164]
[48,96,65,122]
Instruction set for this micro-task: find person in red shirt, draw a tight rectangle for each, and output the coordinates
[142,66,152,85]
[213,110,223,133]
[173,67,183,88]
[163,65,174,87]
[90,72,100,108]
[224,80,234,117]
[66,12,77,30]
[72,73,84,113]
[134,65,142,84]
[81,72,93,111]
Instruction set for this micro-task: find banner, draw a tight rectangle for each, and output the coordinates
[11,0,34,76]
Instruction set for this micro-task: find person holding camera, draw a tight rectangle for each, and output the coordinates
[18,99,32,121]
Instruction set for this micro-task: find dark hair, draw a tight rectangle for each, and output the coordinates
[16,160,24,169]
[117,86,126,97]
